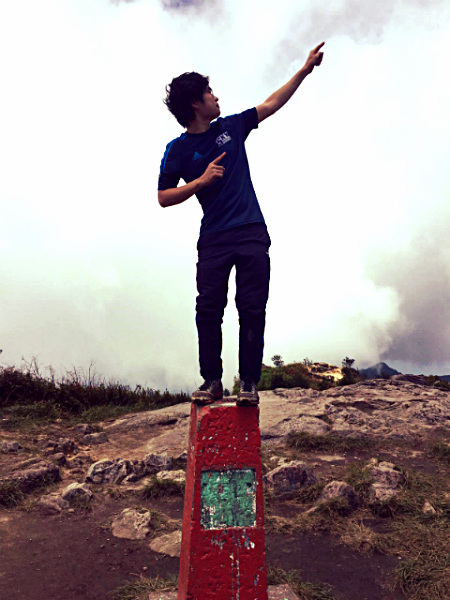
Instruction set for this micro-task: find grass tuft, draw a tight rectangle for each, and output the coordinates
[296,482,326,504]
[267,567,335,599]
[337,520,381,554]
[112,575,178,600]
[344,463,374,504]
[141,476,185,499]
[0,480,25,507]
[287,431,378,454]
[429,441,450,465]
[382,519,450,600]
[314,497,353,517]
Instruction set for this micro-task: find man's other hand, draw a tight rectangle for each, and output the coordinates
[200,152,226,187]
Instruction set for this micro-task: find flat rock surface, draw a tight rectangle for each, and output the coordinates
[97,378,450,457]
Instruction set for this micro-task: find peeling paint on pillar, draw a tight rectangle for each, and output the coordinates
[178,403,268,600]
[201,469,256,529]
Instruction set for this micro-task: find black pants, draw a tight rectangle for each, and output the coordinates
[196,224,271,384]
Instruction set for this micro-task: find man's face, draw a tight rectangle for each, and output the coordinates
[194,86,220,121]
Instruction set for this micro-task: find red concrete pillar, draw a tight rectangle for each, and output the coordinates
[178,403,268,600]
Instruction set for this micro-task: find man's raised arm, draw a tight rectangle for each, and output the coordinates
[256,42,324,124]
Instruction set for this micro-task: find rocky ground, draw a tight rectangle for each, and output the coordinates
[2,375,450,600]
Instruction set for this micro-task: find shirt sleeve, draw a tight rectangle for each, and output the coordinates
[241,107,259,140]
[158,139,182,190]
[223,108,259,142]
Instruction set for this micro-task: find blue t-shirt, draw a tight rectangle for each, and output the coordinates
[158,108,265,237]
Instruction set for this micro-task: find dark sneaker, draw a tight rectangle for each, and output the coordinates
[236,379,259,406]
[192,379,223,405]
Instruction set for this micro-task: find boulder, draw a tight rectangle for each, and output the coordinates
[72,424,93,435]
[112,508,152,540]
[369,463,404,501]
[2,460,60,492]
[85,459,135,484]
[0,440,24,453]
[264,461,317,495]
[51,453,67,466]
[44,438,77,456]
[38,493,69,512]
[16,457,42,470]
[318,481,358,508]
[61,483,93,504]
[174,450,188,467]
[149,530,182,557]
[156,470,186,484]
[83,432,109,445]
[141,453,173,476]
[268,585,299,600]
[58,438,77,454]
[423,501,436,515]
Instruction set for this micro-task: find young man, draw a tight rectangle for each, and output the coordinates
[158,43,324,406]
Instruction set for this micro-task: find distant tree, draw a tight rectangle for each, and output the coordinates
[223,388,230,397]
[342,357,355,370]
[271,355,284,368]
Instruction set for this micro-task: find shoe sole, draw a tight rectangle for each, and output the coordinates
[192,395,223,405]
[236,397,259,406]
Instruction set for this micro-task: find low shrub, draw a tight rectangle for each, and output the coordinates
[0,480,25,508]
[0,360,189,425]
[233,361,335,393]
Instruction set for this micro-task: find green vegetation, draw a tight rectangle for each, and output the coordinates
[0,469,61,508]
[141,475,185,499]
[344,463,374,504]
[0,359,189,428]
[233,360,335,394]
[336,366,365,387]
[112,575,178,600]
[429,441,450,465]
[0,480,25,508]
[426,375,450,391]
[267,567,335,599]
[287,431,378,454]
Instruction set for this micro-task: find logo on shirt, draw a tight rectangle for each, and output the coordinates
[215,131,232,147]
[193,151,203,161]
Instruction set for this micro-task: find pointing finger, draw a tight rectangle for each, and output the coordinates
[212,152,226,164]
[313,41,325,53]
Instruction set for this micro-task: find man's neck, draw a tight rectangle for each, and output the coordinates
[186,115,212,134]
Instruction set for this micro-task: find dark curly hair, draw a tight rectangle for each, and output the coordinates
[163,72,210,128]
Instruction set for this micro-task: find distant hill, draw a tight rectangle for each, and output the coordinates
[360,363,450,383]
[359,362,401,379]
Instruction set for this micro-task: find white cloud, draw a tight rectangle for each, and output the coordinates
[1,0,450,390]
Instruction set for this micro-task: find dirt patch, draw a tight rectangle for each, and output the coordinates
[0,497,404,600]
[0,495,183,600]
[267,533,404,600]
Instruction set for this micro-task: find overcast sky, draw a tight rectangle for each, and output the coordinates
[1,0,449,391]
